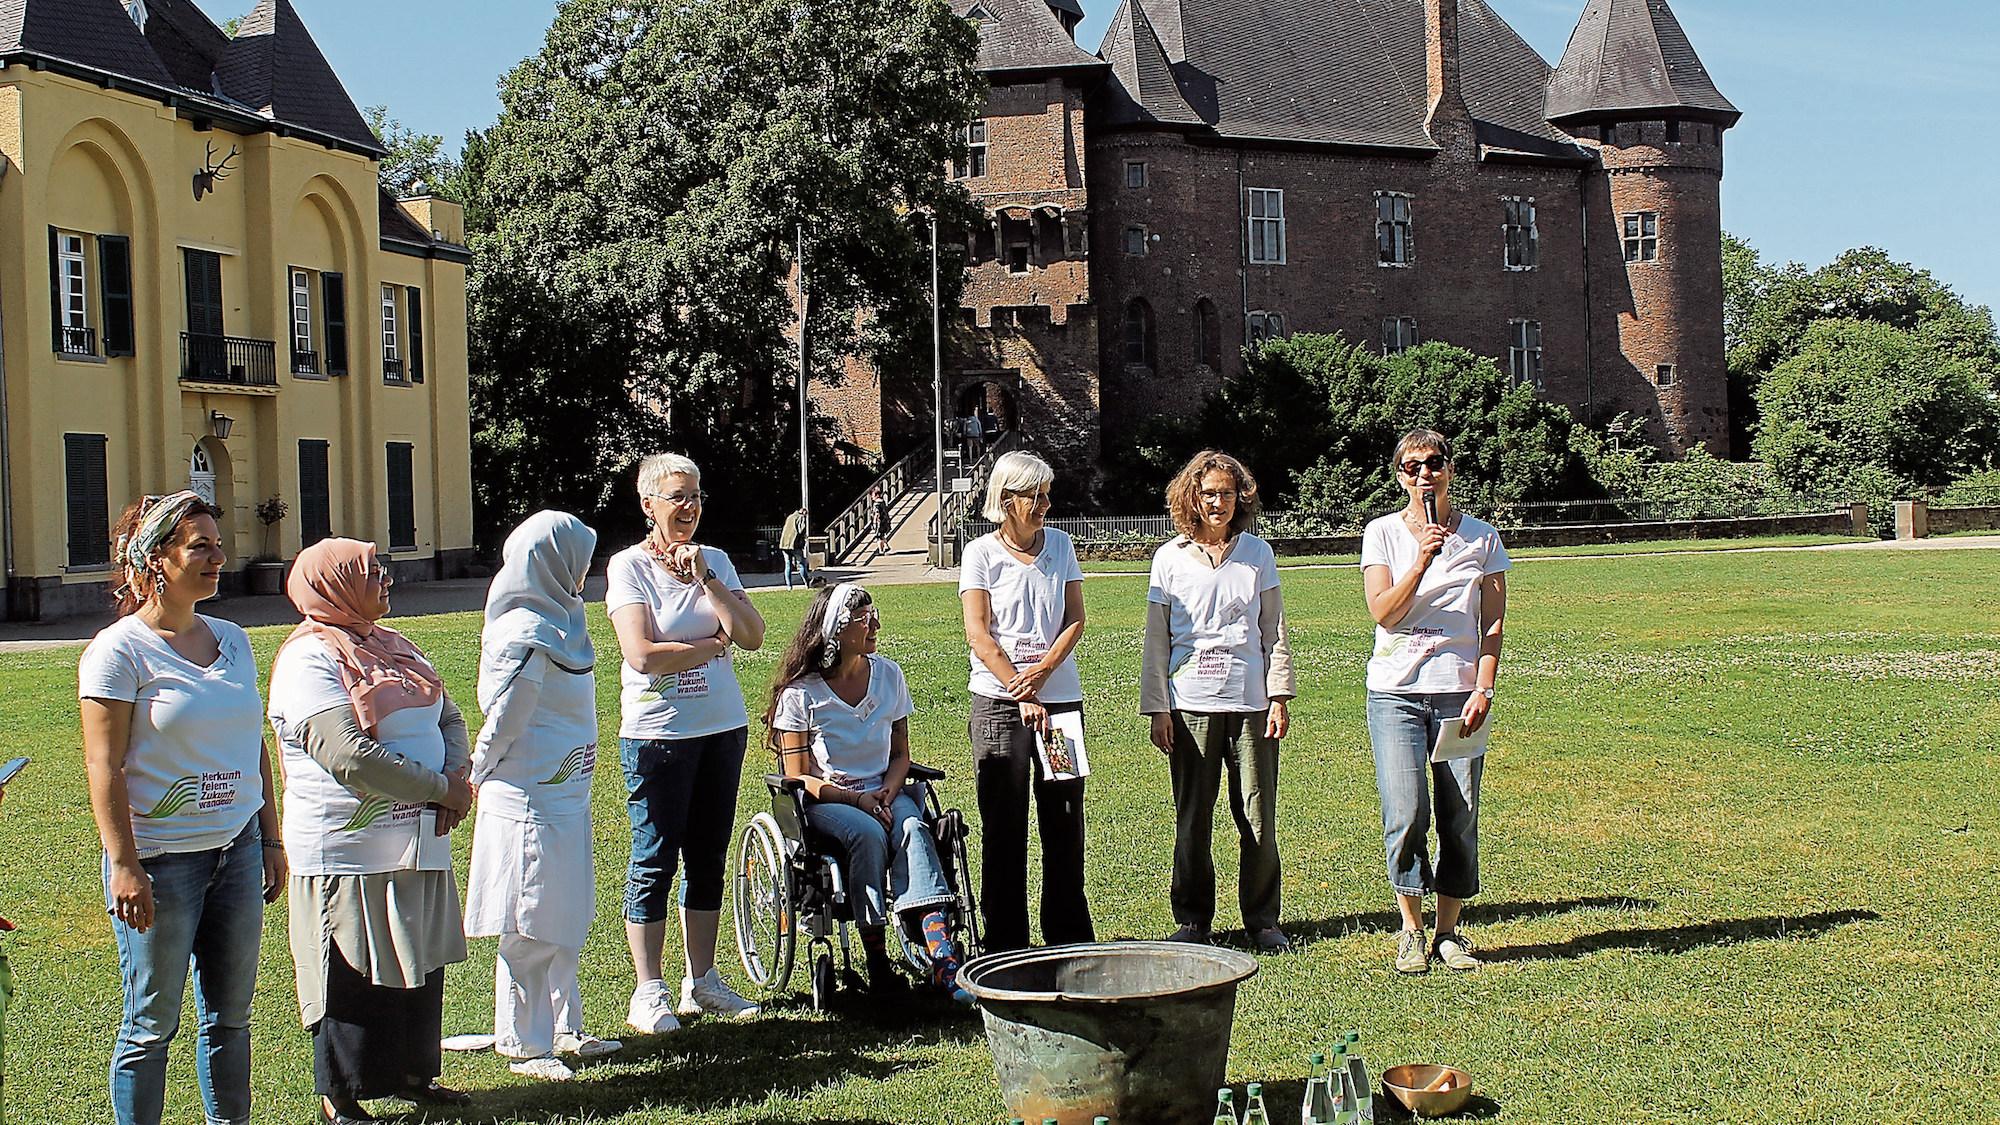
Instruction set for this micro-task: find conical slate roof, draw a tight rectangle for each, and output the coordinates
[1544,0,1738,125]
[216,0,382,152]
[1097,0,1204,128]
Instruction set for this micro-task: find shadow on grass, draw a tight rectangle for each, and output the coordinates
[1478,908,1880,963]
[404,994,983,1124]
[1220,896,1659,949]
[1376,1092,1502,1120]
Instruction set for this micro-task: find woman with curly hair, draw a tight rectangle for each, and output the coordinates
[1140,452,1295,952]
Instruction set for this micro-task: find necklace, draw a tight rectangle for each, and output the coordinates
[998,527,1040,556]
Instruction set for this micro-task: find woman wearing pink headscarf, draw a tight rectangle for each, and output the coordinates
[267,538,473,1124]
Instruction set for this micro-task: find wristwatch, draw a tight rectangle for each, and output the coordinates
[1475,687,1495,701]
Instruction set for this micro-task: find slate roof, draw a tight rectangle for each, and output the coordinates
[0,0,176,87]
[216,0,380,152]
[0,0,384,156]
[1544,0,1738,125]
[952,0,1104,75]
[1092,0,1585,157]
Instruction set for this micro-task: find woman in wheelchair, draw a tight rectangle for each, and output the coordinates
[763,583,972,1002]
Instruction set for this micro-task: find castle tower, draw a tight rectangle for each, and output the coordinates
[1547,0,1739,454]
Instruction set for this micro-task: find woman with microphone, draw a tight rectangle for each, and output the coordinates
[1359,430,1510,975]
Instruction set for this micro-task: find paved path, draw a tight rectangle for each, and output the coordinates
[5,534,1994,653]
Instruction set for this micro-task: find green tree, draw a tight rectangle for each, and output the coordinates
[466,0,982,545]
[1140,336,1591,522]
[364,104,454,197]
[1753,318,1997,505]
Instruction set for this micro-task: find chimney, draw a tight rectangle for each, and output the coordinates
[1425,0,1468,131]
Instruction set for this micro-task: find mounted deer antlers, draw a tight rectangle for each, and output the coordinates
[192,141,240,201]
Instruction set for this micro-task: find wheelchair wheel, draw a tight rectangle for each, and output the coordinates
[733,813,795,992]
[940,809,983,959]
[810,948,835,1012]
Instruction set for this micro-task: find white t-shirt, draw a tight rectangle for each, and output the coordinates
[958,528,1086,704]
[604,544,749,741]
[77,614,265,856]
[268,636,452,875]
[771,655,915,793]
[1360,512,1512,693]
[471,651,598,823]
[1148,533,1283,713]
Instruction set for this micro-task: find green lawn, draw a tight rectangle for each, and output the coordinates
[3,546,1996,1123]
[1079,533,1873,572]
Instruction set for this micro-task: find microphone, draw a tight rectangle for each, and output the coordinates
[1423,491,1439,527]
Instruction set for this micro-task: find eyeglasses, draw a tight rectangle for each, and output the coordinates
[647,490,707,507]
[1199,489,1238,503]
[1007,491,1052,507]
[1399,455,1448,476]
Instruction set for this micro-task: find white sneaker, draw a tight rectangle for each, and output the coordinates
[553,1030,623,1058]
[626,980,683,1034]
[509,1055,575,1081]
[677,967,762,1020]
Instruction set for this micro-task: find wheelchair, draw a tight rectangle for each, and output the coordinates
[732,762,982,1011]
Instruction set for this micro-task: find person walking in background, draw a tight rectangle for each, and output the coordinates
[1360,430,1510,974]
[778,506,813,590]
[78,492,284,1125]
[959,451,1093,951]
[267,539,473,1123]
[872,488,892,557]
[607,454,768,1034]
[465,512,621,1081]
[765,584,972,1000]
[1142,452,1296,953]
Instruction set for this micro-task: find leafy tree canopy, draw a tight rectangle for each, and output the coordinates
[466,0,983,546]
[364,105,454,198]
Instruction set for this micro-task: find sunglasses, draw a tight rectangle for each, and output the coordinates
[1399,455,1449,476]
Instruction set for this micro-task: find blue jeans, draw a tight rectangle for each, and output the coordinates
[782,548,811,589]
[1366,691,1483,900]
[621,729,747,923]
[805,789,954,928]
[104,822,264,1125]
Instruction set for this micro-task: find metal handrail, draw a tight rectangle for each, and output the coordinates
[824,446,930,563]
[180,332,277,386]
[929,430,1018,555]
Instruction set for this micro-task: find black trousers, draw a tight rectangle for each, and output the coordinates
[969,694,1094,952]
[313,943,444,1101]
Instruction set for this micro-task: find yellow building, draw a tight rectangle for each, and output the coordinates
[0,0,473,620]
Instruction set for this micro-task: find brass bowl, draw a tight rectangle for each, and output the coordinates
[1382,1063,1474,1118]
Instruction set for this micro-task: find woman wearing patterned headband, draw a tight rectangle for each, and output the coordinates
[266,539,474,1123]
[79,492,284,1125]
[463,512,622,1080]
[606,454,766,1034]
[762,584,970,999]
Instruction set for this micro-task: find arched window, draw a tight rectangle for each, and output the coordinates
[1122,298,1155,368]
[1193,298,1221,370]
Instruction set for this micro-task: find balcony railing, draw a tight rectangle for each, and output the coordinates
[383,356,405,383]
[181,332,277,387]
[59,324,98,357]
[292,348,320,375]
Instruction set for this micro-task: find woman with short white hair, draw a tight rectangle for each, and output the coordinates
[958,451,1093,951]
[606,454,767,1033]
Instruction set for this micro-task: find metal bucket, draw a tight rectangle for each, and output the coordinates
[959,941,1259,1125]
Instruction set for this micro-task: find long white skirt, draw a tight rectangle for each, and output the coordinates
[464,807,594,951]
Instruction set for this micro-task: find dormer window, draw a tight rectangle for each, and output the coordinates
[123,0,148,32]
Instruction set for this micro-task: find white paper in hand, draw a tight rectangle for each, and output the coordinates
[1431,717,1489,763]
[1036,711,1090,780]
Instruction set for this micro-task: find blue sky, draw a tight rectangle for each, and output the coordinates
[198,0,2000,312]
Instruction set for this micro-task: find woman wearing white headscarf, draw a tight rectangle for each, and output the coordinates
[464,512,620,1081]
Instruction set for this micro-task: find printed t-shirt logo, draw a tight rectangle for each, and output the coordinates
[339,795,396,832]
[641,667,709,702]
[138,776,201,818]
[541,743,598,785]
[136,769,243,818]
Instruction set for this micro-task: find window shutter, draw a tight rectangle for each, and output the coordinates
[65,433,110,566]
[406,286,424,382]
[48,227,62,353]
[99,236,135,356]
[298,440,331,546]
[322,272,348,375]
[386,442,416,550]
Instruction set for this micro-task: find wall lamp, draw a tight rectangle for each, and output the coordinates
[209,410,234,440]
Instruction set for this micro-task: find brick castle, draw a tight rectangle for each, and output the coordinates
[814,0,1739,489]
